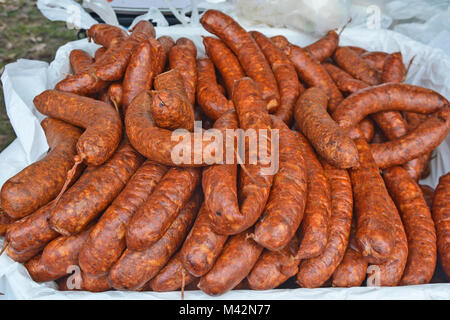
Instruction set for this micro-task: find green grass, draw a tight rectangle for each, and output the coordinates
[0,0,79,151]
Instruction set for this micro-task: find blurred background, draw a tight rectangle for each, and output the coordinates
[1,0,449,152]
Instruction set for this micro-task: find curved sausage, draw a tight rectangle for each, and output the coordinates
[381,52,406,83]
[198,228,263,296]
[196,57,234,121]
[201,10,280,111]
[126,167,200,251]
[1,118,82,219]
[33,90,122,166]
[432,172,450,280]
[250,31,302,123]
[294,87,359,169]
[297,163,353,288]
[370,109,450,169]
[78,160,167,276]
[25,254,60,282]
[94,47,107,61]
[202,36,245,98]
[322,62,368,94]
[383,166,436,285]
[350,138,395,264]
[253,116,307,250]
[49,142,143,236]
[108,193,201,291]
[205,78,275,235]
[332,83,448,128]
[294,131,330,259]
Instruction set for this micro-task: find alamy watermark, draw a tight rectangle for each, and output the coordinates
[170,121,280,175]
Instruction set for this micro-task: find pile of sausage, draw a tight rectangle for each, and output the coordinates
[1,9,449,296]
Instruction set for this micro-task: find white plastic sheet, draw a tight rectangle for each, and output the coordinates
[1,23,449,299]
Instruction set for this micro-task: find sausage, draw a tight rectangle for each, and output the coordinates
[6,245,42,263]
[322,62,368,94]
[78,160,167,276]
[94,47,107,61]
[201,10,280,111]
[368,197,408,286]
[297,162,353,288]
[205,78,275,235]
[294,131,330,259]
[360,51,388,71]
[383,166,436,285]
[169,38,197,107]
[247,236,299,290]
[0,208,14,236]
[332,83,448,128]
[39,225,93,279]
[69,49,94,75]
[149,252,197,292]
[54,67,109,96]
[198,228,263,295]
[323,62,404,142]
[202,36,245,98]
[403,113,431,181]
[25,253,60,282]
[94,20,155,82]
[381,52,406,83]
[87,24,128,49]
[253,116,307,250]
[305,30,339,62]
[359,117,375,142]
[156,36,175,74]
[201,111,241,235]
[370,109,450,169]
[180,204,228,277]
[332,221,368,287]
[108,193,201,290]
[420,184,434,210]
[279,42,343,112]
[81,272,111,292]
[49,142,144,236]
[349,138,395,264]
[108,82,123,112]
[126,167,200,251]
[125,91,219,167]
[5,201,58,253]
[333,46,380,85]
[150,69,195,131]
[196,57,234,121]
[122,38,162,111]
[269,35,290,52]
[1,118,82,219]
[294,87,359,169]
[432,172,450,280]
[33,90,122,166]
[250,31,302,123]
[344,46,367,56]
